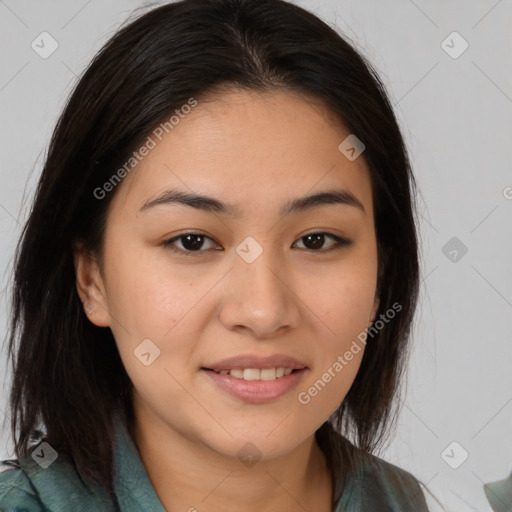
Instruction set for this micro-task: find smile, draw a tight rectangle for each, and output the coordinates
[210,367,295,380]
[201,367,307,403]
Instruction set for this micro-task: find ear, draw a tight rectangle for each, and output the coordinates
[73,242,111,328]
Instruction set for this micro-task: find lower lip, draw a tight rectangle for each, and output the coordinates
[201,368,307,403]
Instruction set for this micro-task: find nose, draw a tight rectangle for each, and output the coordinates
[218,243,301,339]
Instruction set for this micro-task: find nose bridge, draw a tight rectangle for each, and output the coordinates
[234,234,287,300]
[220,234,300,336]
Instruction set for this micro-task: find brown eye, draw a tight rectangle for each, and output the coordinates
[162,231,351,257]
[293,232,352,251]
[162,233,220,256]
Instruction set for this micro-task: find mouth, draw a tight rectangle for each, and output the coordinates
[201,367,308,404]
[200,354,308,403]
[202,367,302,381]
[203,353,307,374]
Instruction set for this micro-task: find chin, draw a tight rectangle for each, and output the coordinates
[200,426,307,464]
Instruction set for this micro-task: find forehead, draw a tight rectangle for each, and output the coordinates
[109,88,374,221]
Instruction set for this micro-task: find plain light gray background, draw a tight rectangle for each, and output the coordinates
[0,1,511,511]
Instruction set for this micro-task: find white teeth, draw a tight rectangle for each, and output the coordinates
[214,367,297,380]
[260,368,276,380]
[243,368,260,380]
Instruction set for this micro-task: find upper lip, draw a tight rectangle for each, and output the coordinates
[203,354,308,371]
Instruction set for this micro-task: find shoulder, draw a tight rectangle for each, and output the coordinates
[0,461,44,511]
[359,452,430,511]
[318,422,430,511]
[0,455,113,512]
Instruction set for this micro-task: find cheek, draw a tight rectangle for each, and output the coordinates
[103,246,202,413]
[297,280,370,417]
[103,238,201,334]
[306,258,378,341]
[297,257,377,408]
[101,240,211,391]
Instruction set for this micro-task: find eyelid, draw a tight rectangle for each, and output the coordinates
[161,230,352,256]
[293,231,352,250]
[162,231,221,256]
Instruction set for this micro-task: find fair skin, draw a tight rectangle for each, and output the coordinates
[74,88,380,512]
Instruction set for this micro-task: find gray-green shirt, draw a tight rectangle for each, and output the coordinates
[0,413,431,511]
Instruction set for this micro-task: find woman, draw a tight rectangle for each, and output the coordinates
[0,0,435,510]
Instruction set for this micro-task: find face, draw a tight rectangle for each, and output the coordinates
[75,88,380,462]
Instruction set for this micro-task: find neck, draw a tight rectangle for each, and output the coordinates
[131,411,333,512]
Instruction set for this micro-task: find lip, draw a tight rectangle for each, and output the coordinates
[202,353,307,371]
[201,367,308,403]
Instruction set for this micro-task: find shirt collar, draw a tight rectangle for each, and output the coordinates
[112,410,167,511]
[111,412,355,511]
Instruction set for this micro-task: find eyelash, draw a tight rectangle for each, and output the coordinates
[161,231,352,257]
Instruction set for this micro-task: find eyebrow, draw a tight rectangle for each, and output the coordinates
[138,188,366,217]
